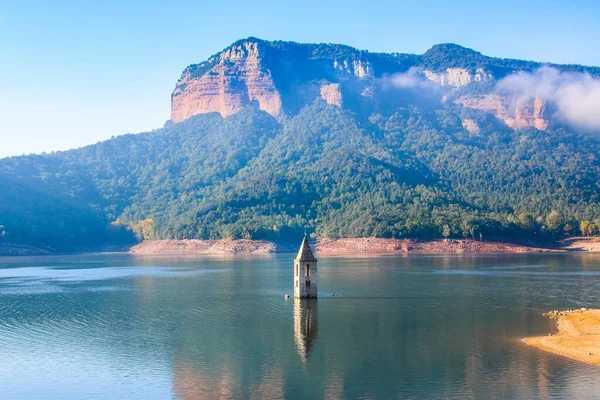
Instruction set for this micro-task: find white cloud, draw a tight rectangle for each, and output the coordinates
[387,67,440,90]
[497,66,600,132]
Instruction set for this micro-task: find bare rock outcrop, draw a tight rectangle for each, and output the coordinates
[171,41,282,122]
[455,94,511,119]
[461,118,480,134]
[333,59,373,79]
[424,67,491,87]
[514,96,549,130]
[455,94,550,130]
[320,83,343,107]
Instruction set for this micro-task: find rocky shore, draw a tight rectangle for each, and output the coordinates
[129,239,286,255]
[315,238,553,255]
[128,238,555,255]
[0,244,55,257]
[523,309,600,366]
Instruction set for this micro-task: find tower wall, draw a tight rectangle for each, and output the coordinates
[294,261,318,298]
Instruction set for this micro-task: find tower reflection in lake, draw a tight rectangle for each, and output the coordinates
[293,299,318,364]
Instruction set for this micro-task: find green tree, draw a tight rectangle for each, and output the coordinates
[589,223,599,237]
[442,224,451,239]
[581,221,591,236]
[460,219,472,239]
[133,218,156,240]
[519,213,536,230]
[545,210,563,233]
[563,223,573,237]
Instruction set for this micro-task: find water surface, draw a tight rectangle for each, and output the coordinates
[1,253,600,399]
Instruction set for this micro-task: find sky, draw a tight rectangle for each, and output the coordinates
[1,0,599,158]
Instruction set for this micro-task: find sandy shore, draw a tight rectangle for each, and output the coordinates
[523,309,600,366]
[560,237,600,252]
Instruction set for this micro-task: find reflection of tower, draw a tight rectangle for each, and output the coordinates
[294,236,318,298]
[293,299,319,363]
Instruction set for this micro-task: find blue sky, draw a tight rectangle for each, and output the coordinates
[1,0,599,157]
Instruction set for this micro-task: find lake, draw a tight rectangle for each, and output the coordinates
[0,253,600,399]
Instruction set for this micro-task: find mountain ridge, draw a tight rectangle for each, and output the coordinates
[170,37,600,129]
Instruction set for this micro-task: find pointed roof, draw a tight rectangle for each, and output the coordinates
[295,236,318,262]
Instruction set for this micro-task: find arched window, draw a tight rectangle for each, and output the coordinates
[295,264,299,277]
[306,264,310,277]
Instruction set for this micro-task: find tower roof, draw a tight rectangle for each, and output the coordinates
[295,236,318,262]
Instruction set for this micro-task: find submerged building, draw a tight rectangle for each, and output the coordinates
[294,236,318,298]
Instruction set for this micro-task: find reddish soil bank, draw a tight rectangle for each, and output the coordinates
[129,239,281,255]
[129,238,555,255]
[315,238,555,255]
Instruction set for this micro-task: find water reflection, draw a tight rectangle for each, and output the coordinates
[293,299,318,364]
[172,363,235,400]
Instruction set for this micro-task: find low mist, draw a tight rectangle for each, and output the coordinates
[497,66,600,132]
[388,67,441,91]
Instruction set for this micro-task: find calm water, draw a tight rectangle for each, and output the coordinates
[1,253,600,399]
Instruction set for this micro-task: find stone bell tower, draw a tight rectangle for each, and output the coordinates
[294,236,318,298]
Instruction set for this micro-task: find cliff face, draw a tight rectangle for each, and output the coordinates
[516,96,549,130]
[333,59,373,79]
[171,39,374,120]
[423,67,492,88]
[171,41,282,122]
[319,83,343,107]
[455,94,549,130]
[170,38,596,129]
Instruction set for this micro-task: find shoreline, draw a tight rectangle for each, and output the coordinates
[523,309,600,366]
[560,237,600,252]
[4,237,596,257]
[0,243,56,257]
[129,239,287,255]
[129,238,558,256]
[315,238,556,255]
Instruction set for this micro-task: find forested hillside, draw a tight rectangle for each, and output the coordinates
[1,39,600,252]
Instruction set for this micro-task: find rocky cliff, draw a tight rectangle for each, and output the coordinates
[171,38,599,129]
[319,83,343,107]
[171,41,282,122]
[423,67,492,87]
[455,94,549,130]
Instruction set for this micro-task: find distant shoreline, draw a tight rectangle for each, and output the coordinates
[4,237,598,257]
[128,238,560,256]
[0,243,56,257]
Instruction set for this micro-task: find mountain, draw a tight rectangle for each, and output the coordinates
[1,38,600,253]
